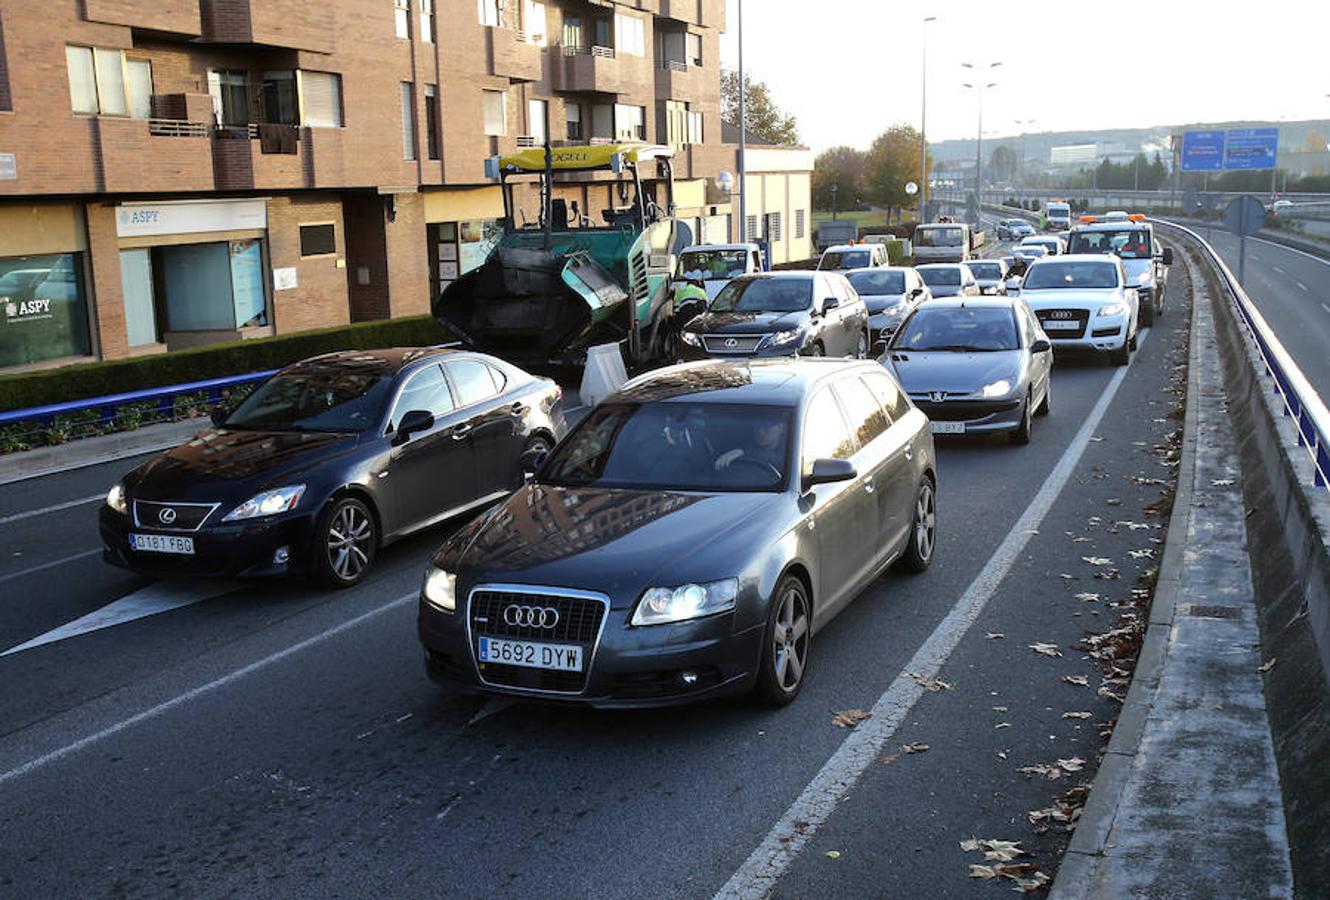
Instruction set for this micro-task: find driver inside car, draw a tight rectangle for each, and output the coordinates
[714,419,787,473]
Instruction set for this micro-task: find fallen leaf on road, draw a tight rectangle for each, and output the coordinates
[1090,436,1105,442]
[997,751,1008,759]
[1259,658,1278,673]
[1074,592,1101,602]
[1059,573,1076,580]
[1063,711,1092,719]
[1029,642,1062,657]
[1057,757,1086,773]
[906,671,952,692]
[1094,568,1122,581]
[1061,675,1089,687]
[960,838,983,852]
[969,864,998,879]
[880,752,898,766]
[1098,686,1125,703]
[1018,764,1063,780]
[986,632,1005,640]
[995,722,1011,729]
[1071,536,1092,543]
[901,741,930,754]
[992,706,1008,712]
[824,850,841,859]
[1081,556,1112,566]
[1211,479,1235,487]
[1014,871,1051,893]
[831,709,872,728]
[1105,498,1122,506]
[1129,549,1156,559]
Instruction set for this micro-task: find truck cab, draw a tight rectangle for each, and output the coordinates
[1044,201,1072,232]
[1065,214,1173,324]
[912,221,973,263]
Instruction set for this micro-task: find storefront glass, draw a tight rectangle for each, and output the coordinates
[160,240,269,332]
[0,253,92,368]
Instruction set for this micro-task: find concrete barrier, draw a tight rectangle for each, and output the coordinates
[579,342,628,409]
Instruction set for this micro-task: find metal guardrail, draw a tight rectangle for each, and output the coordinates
[0,370,276,445]
[1151,219,1330,489]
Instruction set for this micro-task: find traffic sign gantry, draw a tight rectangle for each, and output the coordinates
[1180,130,1225,172]
[1224,128,1279,171]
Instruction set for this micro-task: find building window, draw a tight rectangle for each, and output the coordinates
[394,0,410,39]
[300,224,337,257]
[795,209,806,239]
[614,103,644,141]
[299,71,343,128]
[522,0,547,45]
[260,71,297,125]
[528,99,547,144]
[744,214,758,241]
[0,253,92,367]
[420,0,435,42]
[126,59,153,120]
[483,90,506,136]
[591,103,613,140]
[67,46,150,118]
[687,32,702,66]
[425,84,440,159]
[562,15,582,49]
[593,18,611,49]
[400,82,416,160]
[565,102,582,141]
[687,110,703,144]
[766,212,782,242]
[478,0,500,27]
[210,69,249,126]
[614,14,645,56]
[0,14,11,112]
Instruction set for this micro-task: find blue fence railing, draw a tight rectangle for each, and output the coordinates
[0,370,277,444]
[1151,220,1330,490]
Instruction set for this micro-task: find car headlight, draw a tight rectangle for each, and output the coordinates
[106,482,127,514]
[631,578,739,626]
[765,329,805,349]
[979,379,1013,398]
[422,567,456,613]
[681,331,702,347]
[222,485,306,521]
[1097,303,1125,318]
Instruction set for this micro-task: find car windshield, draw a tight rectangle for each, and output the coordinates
[710,278,812,313]
[919,267,961,287]
[539,402,792,492]
[1048,207,1070,218]
[1023,261,1120,290]
[679,249,749,280]
[1015,247,1047,259]
[894,307,1020,352]
[969,263,1002,279]
[847,270,906,295]
[820,250,870,270]
[223,365,395,432]
[1067,229,1152,259]
[915,227,964,247]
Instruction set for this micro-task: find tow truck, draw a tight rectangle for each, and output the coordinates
[433,143,683,368]
[1065,214,1173,325]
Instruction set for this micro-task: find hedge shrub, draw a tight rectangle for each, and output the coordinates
[0,316,453,413]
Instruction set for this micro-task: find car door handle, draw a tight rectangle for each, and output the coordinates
[510,402,527,416]
[904,443,913,461]
[863,475,875,494]
[452,423,473,440]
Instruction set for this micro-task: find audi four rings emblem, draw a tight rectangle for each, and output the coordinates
[724,338,739,348]
[1049,310,1074,319]
[158,507,177,524]
[504,605,560,628]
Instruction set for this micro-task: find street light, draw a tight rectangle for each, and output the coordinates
[737,0,746,240]
[1013,118,1037,188]
[961,61,1001,225]
[919,16,937,223]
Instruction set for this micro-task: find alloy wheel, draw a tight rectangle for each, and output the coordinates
[915,481,936,563]
[771,584,810,690]
[327,503,373,581]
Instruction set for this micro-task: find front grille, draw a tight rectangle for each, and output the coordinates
[913,398,1021,422]
[701,334,766,354]
[469,587,609,694]
[1034,308,1089,339]
[132,500,219,532]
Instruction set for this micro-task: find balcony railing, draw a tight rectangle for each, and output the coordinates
[147,118,210,138]
[516,135,539,148]
[563,44,616,58]
[658,58,687,72]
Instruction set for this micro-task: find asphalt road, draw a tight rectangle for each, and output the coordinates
[0,260,1193,898]
[1195,229,1330,403]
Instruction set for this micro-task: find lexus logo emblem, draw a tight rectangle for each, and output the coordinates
[724,338,738,348]
[158,507,178,524]
[503,605,560,629]
[930,391,946,403]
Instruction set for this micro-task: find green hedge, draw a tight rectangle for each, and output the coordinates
[0,316,453,413]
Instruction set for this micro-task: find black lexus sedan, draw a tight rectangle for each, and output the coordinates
[417,358,937,708]
[678,272,870,360]
[100,348,566,587]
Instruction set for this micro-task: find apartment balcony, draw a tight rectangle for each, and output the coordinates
[94,117,215,194]
[199,0,335,53]
[211,125,307,190]
[488,28,545,82]
[84,0,202,36]
[555,46,623,95]
[656,0,698,25]
[654,58,704,100]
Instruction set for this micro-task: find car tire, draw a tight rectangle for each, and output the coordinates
[1111,338,1130,367]
[1140,296,1155,327]
[1129,319,1139,351]
[1009,392,1033,445]
[312,495,377,588]
[514,434,553,489]
[896,476,937,573]
[1035,380,1051,416]
[753,575,812,706]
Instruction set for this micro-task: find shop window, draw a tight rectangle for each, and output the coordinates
[119,249,158,347]
[300,224,337,257]
[0,253,93,368]
[299,71,343,128]
[156,241,268,333]
[483,90,506,136]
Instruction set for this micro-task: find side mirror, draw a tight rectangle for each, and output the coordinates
[518,447,548,482]
[910,287,924,299]
[210,406,229,427]
[821,296,840,313]
[802,458,857,492]
[394,409,435,444]
[1031,338,1052,353]
[1162,247,1174,266]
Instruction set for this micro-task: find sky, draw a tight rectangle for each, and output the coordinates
[719,0,1330,152]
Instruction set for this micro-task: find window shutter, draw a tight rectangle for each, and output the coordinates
[300,71,342,128]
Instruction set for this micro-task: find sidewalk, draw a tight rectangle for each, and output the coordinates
[1052,259,1294,897]
[0,417,207,486]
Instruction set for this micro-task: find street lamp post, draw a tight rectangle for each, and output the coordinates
[919,16,936,224]
[1013,118,1036,188]
[737,0,746,240]
[962,61,1001,226]
[830,183,838,221]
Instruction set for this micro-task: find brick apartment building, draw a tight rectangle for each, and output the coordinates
[0,0,812,374]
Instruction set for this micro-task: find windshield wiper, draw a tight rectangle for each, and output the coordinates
[921,344,991,352]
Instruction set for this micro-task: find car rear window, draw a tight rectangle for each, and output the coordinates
[847,270,906,295]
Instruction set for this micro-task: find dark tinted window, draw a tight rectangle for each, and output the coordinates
[801,390,855,474]
[863,371,910,421]
[919,267,961,287]
[968,262,1002,279]
[819,250,871,270]
[847,270,906,295]
[390,364,454,430]
[225,364,393,433]
[710,278,812,313]
[834,377,889,448]
[299,224,336,257]
[447,358,500,406]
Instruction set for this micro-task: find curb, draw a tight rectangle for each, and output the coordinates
[0,418,207,486]
[1048,240,1204,898]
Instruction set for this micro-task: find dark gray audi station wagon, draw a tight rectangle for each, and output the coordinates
[417,358,937,708]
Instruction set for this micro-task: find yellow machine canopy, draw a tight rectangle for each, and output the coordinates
[492,143,675,174]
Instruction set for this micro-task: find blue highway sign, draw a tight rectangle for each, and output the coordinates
[1180,130,1225,172]
[1224,128,1278,171]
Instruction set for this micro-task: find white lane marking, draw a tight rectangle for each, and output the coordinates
[0,548,101,585]
[0,592,416,786]
[1272,265,1286,275]
[715,329,1150,900]
[1249,236,1330,268]
[0,493,103,526]
[1321,303,1330,315]
[0,579,244,657]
